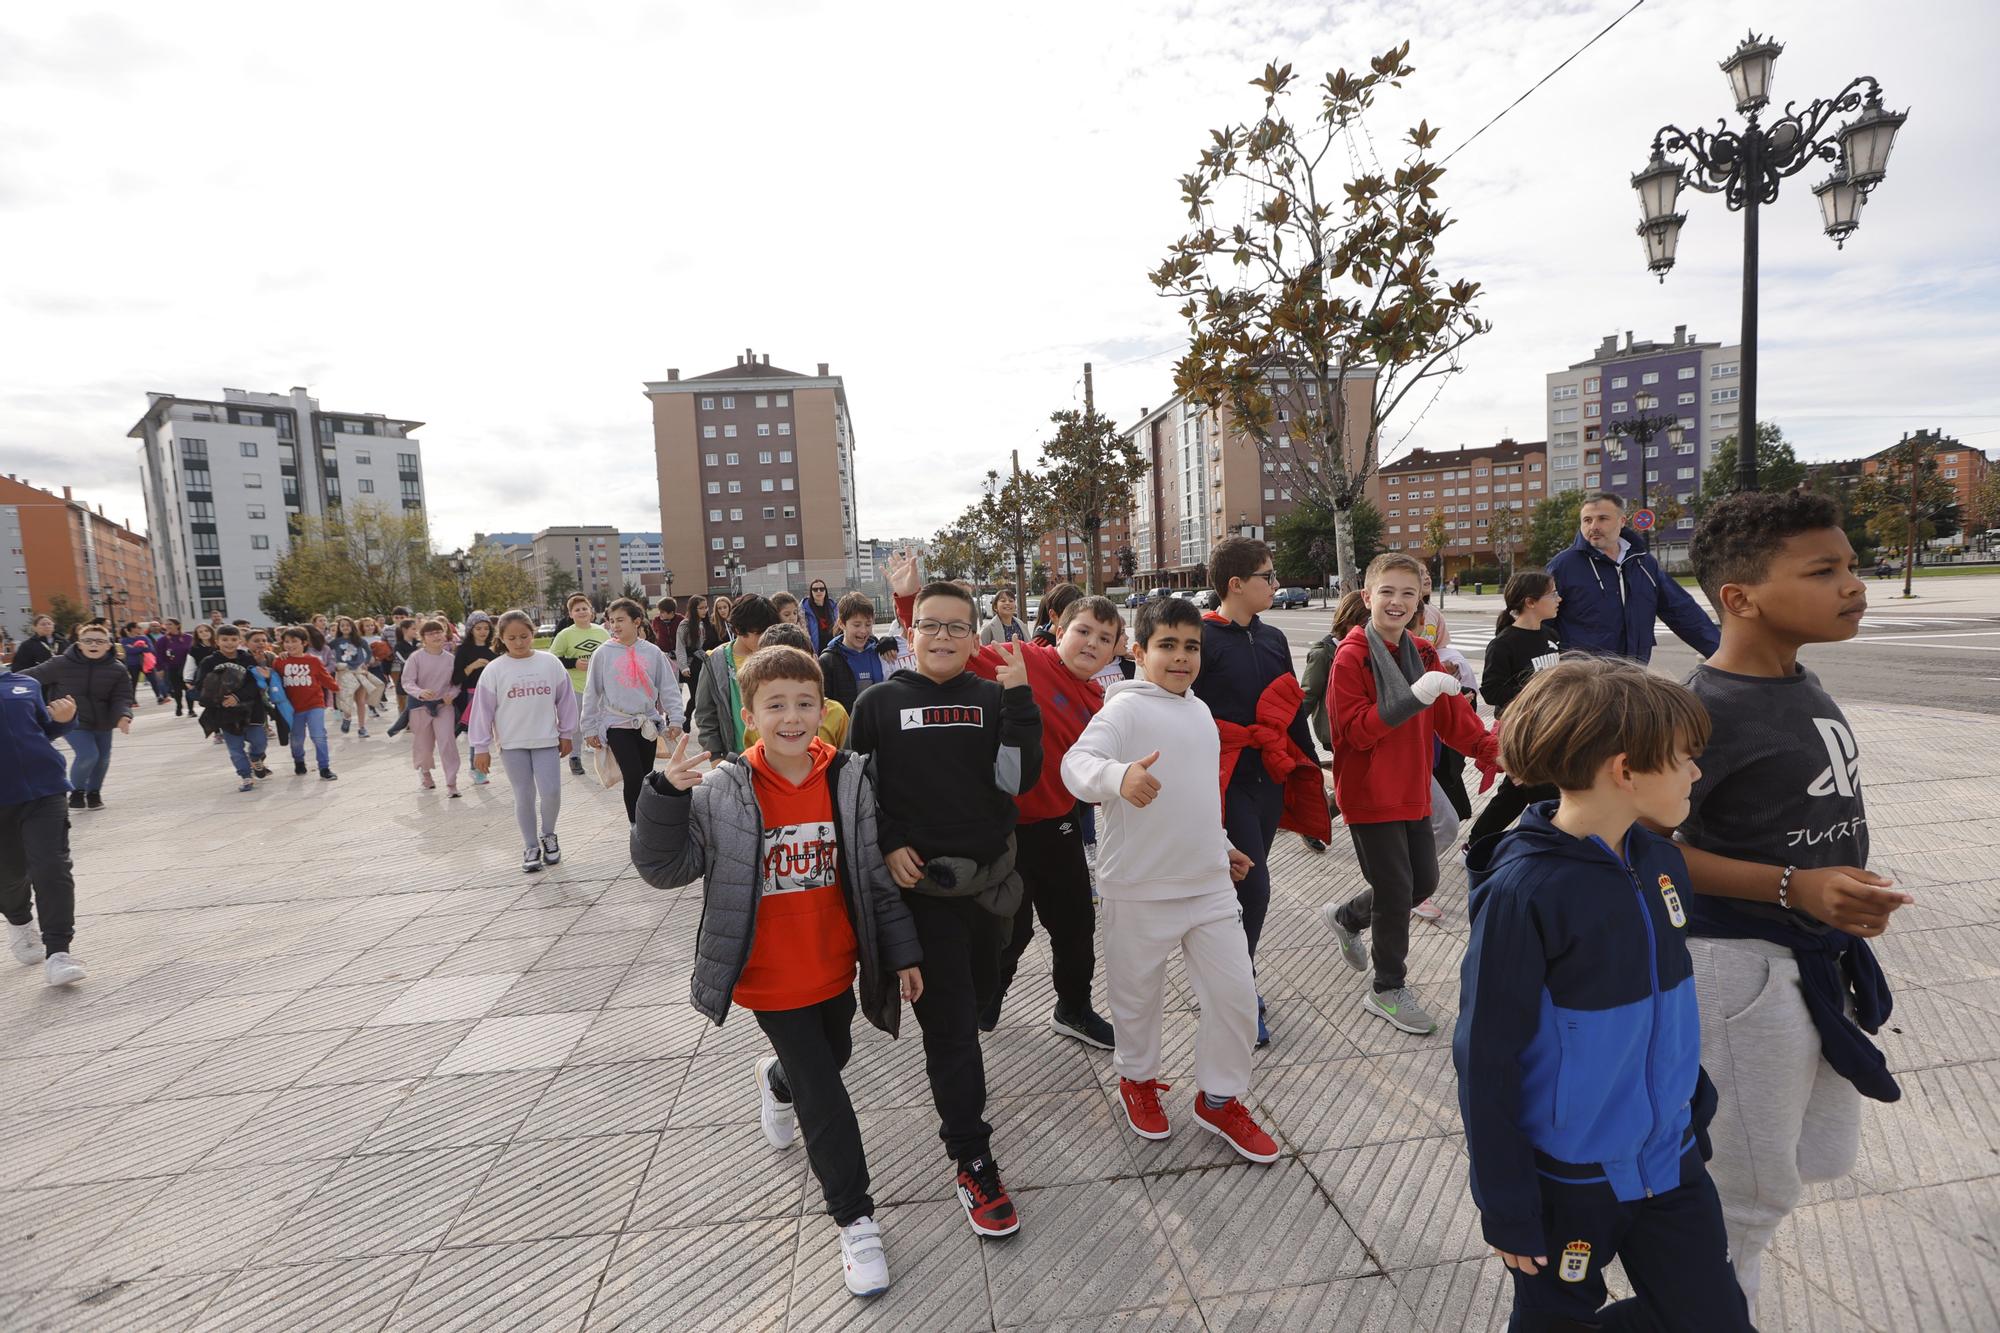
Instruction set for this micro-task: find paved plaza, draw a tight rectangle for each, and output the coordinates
[3,645,1998,1330]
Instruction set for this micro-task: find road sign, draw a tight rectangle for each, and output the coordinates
[1631,507,1656,532]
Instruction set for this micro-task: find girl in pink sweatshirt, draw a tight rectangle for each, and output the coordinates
[402,618,462,795]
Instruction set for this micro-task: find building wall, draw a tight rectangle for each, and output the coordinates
[1,506,31,635]
[651,392,707,600]
[532,527,620,601]
[1368,440,1549,575]
[0,475,158,626]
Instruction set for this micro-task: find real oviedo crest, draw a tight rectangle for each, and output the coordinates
[1559,1239,1592,1283]
[1658,873,1687,929]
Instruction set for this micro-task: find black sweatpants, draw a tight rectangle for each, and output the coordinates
[994,808,1096,1013]
[0,794,76,954]
[604,727,656,823]
[1467,776,1558,848]
[755,989,872,1226]
[1222,770,1284,958]
[1509,1168,1749,1331]
[1433,744,1472,821]
[905,891,1005,1165]
[1334,819,1436,993]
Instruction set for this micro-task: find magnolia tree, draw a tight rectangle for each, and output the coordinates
[1152,45,1488,586]
[1040,408,1146,595]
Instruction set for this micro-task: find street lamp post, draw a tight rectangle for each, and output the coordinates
[723,554,743,596]
[1633,32,1906,493]
[1604,396,1684,513]
[663,568,674,599]
[447,549,472,616]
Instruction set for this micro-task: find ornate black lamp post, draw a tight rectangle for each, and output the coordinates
[447,549,472,614]
[1633,32,1907,493]
[1604,395,1684,513]
[723,553,744,596]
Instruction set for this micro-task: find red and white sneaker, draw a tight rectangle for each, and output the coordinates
[954,1157,1020,1237]
[1411,897,1444,922]
[1118,1077,1172,1140]
[1192,1094,1280,1163]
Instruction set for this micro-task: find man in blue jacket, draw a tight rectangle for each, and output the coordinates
[1549,493,1719,663]
[1,665,86,985]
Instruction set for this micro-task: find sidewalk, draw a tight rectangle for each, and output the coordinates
[1,698,1995,1330]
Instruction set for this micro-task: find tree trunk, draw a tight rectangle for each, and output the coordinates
[1332,500,1359,592]
[1083,517,1101,594]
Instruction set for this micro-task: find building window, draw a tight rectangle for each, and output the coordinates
[760,479,775,493]
[1944,468,1959,479]
[396,452,418,472]
[1711,388,1740,404]
[723,425,737,438]
[1677,467,1696,480]
[727,481,741,493]
[1711,363,1738,378]
[1553,408,1578,424]
[706,481,720,495]
[761,506,776,520]
[763,535,777,549]
[1552,385,1578,401]
[778,450,793,463]
[777,423,791,436]
[354,450,371,465]
[250,534,270,550]
[1610,376,1628,390]
[358,478,374,493]
[1584,404,1601,419]
[703,426,717,439]
[238,440,258,457]
[1611,401,1628,414]
[721,396,735,409]
[1678,367,1696,380]
[1677,392,1695,405]
[704,452,718,466]
[401,479,421,500]
[731,536,745,550]
[723,507,739,521]
[711,538,724,550]
[1641,372,1659,385]
[757,424,771,436]
[758,451,772,464]
[785,534,799,547]
[755,395,769,409]
[724,452,739,465]
[700,397,715,410]
[180,438,208,459]
[708,508,721,522]
[781,479,794,491]
[783,506,797,519]
[243,472,262,488]
[246,504,265,520]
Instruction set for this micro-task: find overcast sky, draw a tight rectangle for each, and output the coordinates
[3,0,1994,553]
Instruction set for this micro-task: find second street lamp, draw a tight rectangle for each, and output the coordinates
[1605,399,1683,513]
[1633,31,1907,493]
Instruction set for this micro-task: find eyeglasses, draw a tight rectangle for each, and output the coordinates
[809,585,827,592]
[912,618,975,640]
[77,638,112,647]
[1249,570,1279,585]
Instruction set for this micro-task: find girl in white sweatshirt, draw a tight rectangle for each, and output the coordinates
[468,611,580,873]
[1061,598,1280,1164]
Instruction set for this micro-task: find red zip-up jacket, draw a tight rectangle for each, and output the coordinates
[1329,625,1498,825]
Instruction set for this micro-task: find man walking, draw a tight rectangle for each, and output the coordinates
[1549,492,1718,663]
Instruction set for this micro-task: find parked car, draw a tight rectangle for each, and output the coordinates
[1271,586,1311,609]
[1124,592,1149,608]
[1190,589,1221,610]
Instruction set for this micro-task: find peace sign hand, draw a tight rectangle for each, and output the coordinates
[992,641,1030,691]
[661,732,711,790]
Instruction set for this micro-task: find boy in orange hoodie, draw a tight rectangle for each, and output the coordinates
[1320,553,1499,1036]
[631,645,923,1299]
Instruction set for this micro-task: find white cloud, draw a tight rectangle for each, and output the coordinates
[1,0,1992,554]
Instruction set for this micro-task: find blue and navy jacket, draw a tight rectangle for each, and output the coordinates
[1548,529,1719,663]
[0,671,75,805]
[1194,612,1313,793]
[1454,804,1715,1255]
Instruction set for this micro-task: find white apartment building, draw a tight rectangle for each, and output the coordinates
[132,387,425,622]
[619,533,664,584]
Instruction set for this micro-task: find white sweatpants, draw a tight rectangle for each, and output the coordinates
[1689,936,1862,1304]
[1101,887,1258,1099]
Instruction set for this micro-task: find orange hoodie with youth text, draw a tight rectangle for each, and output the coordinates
[731,738,860,1012]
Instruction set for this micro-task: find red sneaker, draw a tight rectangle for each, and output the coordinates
[954,1157,1020,1237]
[1192,1094,1280,1163]
[1118,1078,1172,1140]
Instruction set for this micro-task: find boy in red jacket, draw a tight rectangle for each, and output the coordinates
[1321,553,1499,1035]
[275,627,340,780]
[888,558,1119,1048]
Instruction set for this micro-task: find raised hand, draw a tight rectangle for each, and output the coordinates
[887,550,922,597]
[1410,671,1461,706]
[1120,750,1162,808]
[992,641,1030,690]
[661,732,711,790]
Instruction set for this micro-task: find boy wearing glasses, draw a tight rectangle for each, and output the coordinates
[850,580,1042,1240]
[1195,537,1332,1047]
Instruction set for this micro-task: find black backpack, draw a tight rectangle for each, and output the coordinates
[200,661,249,709]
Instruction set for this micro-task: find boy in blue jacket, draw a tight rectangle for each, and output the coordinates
[1,666,87,985]
[1455,655,1749,1330]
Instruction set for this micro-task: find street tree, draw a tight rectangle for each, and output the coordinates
[42,593,89,639]
[1525,490,1585,567]
[1270,497,1381,589]
[1963,469,2000,552]
[1039,407,1146,595]
[1422,510,1448,578]
[1482,504,1524,574]
[1152,45,1489,588]
[1851,432,1960,596]
[973,466,1051,598]
[469,552,536,615]
[1692,423,1804,520]
[542,564,579,611]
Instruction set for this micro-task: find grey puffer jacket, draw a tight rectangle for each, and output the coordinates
[630,750,922,1034]
[690,641,740,759]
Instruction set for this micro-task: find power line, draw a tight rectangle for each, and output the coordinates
[1438,0,1649,169]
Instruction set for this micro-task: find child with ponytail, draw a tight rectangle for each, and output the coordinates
[1462,570,1564,848]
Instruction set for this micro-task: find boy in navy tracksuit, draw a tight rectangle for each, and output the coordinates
[1,666,87,985]
[1192,538,1329,1046]
[1456,656,1749,1331]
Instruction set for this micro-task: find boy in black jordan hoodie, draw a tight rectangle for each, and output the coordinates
[850,579,1041,1240]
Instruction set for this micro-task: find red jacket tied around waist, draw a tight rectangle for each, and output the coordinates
[1215,673,1332,841]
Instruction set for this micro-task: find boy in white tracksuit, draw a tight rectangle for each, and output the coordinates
[1061,597,1280,1162]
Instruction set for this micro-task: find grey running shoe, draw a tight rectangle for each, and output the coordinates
[1361,986,1437,1035]
[1320,903,1369,972]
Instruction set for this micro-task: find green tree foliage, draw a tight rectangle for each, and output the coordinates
[541,564,579,609]
[1850,433,1961,595]
[1691,423,1804,520]
[1482,504,1525,573]
[266,504,442,617]
[42,592,89,639]
[973,467,1050,594]
[1152,45,1489,587]
[1039,407,1146,594]
[470,552,536,616]
[1526,490,1585,567]
[1271,498,1381,586]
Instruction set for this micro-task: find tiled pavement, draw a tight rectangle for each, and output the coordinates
[2,699,1997,1330]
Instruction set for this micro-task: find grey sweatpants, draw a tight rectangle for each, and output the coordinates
[500,745,563,850]
[1689,936,1862,1304]
[1101,887,1258,1099]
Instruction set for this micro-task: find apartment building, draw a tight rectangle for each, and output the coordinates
[645,350,860,597]
[1365,440,1548,576]
[619,533,664,585]
[0,475,159,630]
[1859,429,1992,520]
[132,386,425,621]
[532,526,620,603]
[1125,370,1377,587]
[1035,508,1132,591]
[1545,327,1740,539]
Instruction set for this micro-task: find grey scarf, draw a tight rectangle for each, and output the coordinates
[1366,623,1427,728]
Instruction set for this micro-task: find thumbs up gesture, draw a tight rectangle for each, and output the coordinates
[1120,750,1162,808]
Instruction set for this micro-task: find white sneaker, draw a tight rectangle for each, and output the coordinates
[521,845,543,874]
[756,1056,797,1149]
[45,953,86,986]
[540,833,562,866]
[839,1215,890,1297]
[7,920,45,965]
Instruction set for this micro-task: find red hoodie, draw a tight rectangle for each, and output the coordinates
[274,653,338,713]
[1328,625,1498,825]
[895,590,1103,824]
[732,738,859,1012]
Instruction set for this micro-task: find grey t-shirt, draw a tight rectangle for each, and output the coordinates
[1678,663,1867,934]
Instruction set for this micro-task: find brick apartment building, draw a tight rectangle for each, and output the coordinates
[644,350,860,597]
[1365,439,1549,577]
[1034,509,1132,591]
[0,473,159,633]
[1124,370,1377,588]
[1860,429,1992,520]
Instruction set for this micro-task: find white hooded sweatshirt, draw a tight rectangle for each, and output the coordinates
[1062,678,1235,901]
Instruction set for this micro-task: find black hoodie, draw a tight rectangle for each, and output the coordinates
[849,667,1042,866]
[23,644,135,731]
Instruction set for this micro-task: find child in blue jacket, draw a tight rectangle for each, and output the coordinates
[1455,655,1749,1331]
[1,666,87,985]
